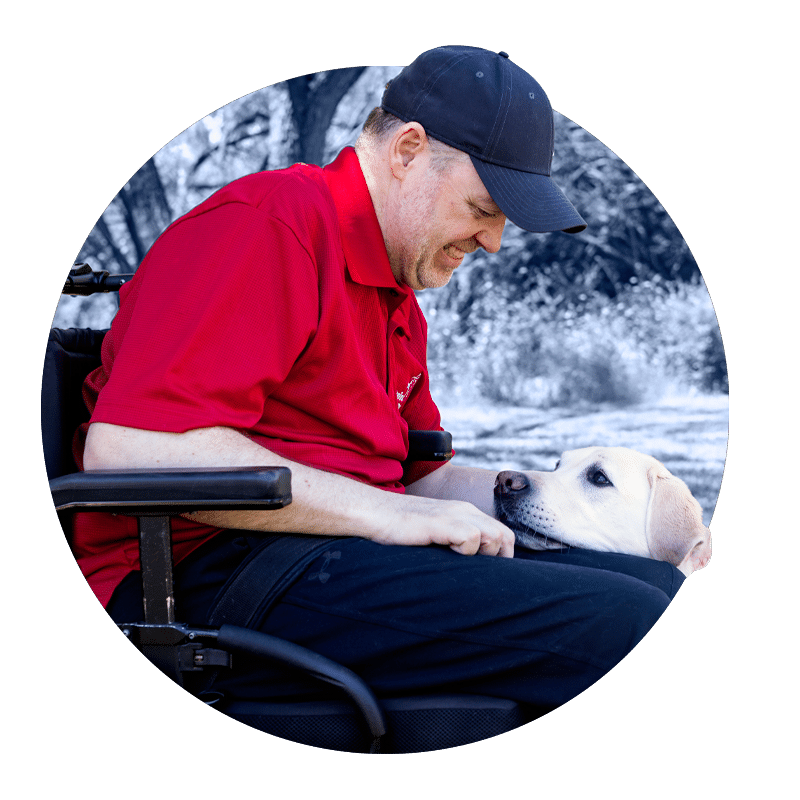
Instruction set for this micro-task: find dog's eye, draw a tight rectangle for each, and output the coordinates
[554,460,561,470]
[588,469,612,487]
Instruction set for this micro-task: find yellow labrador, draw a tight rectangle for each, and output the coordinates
[494,446,712,576]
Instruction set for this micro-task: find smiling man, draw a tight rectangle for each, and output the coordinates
[75,46,682,728]
[359,122,508,290]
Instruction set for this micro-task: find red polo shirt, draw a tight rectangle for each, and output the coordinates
[72,147,446,607]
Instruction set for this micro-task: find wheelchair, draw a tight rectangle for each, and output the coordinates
[43,264,539,753]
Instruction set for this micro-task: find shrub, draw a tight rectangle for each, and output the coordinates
[425,278,725,408]
[699,324,729,394]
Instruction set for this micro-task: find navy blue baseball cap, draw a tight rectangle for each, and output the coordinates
[382,45,587,234]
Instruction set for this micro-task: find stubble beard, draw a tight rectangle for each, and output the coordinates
[407,244,451,291]
[385,177,454,292]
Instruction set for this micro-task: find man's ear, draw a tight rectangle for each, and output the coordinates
[645,466,712,576]
[389,122,429,176]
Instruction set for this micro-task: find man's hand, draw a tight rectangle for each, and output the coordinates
[404,460,520,558]
[370,492,515,558]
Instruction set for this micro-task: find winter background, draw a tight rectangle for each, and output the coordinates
[54,65,729,525]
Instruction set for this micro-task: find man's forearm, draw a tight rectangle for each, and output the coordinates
[85,423,398,537]
[405,461,498,516]
[83,423,515,557]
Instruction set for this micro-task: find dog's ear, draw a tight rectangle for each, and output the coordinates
[645,467,712,577]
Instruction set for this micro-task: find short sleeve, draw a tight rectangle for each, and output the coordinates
[92,202,320,433]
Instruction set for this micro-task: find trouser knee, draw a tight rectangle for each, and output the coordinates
[593,581,672,667]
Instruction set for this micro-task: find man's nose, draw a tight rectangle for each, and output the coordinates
[476,216,506,254]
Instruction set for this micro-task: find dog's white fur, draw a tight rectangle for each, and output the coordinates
[494,446,712,576]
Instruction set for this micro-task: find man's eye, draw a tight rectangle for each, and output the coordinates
[589,469,612,487]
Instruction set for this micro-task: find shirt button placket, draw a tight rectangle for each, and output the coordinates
[386,289,405,402]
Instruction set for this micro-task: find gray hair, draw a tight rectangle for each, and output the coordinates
[356,106,468,174]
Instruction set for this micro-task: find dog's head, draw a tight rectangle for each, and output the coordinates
[494,446,712,576]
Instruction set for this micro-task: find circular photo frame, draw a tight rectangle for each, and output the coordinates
[42,58,727,757]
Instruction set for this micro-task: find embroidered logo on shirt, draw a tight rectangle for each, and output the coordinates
[396,373,422,409]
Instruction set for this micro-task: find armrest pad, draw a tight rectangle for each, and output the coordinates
[50,466,292,514]
[407,430,453,462]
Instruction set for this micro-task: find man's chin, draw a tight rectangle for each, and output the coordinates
[394,250,459,291]
[413,268,454,291]
[412,256,461,290]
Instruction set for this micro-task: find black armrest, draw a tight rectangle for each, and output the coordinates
[407,430,453,462]
[51,466,292,626]
[50,466,292,515]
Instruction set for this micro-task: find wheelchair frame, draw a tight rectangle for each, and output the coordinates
[45,265,531,754]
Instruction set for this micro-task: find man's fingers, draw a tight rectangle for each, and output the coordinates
[437,525,482,556]
[449,540,479,556]
[480,526,515,558]
[489,530,515,559]
[443,517,515,559]
[380,495,515,557]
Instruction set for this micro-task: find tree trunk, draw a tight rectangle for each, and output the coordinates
[286,67,366,165]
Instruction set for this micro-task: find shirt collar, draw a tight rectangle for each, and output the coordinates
[323,147,406,293]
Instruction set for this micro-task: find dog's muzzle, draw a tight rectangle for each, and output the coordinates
[493,471,566,551]
[493,470,532,525]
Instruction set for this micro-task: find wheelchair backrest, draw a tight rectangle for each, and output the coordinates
[41,328,107,481]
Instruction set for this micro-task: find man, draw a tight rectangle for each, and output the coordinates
[75,46,681,712]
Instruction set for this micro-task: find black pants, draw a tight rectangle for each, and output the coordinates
[108,532,683,709]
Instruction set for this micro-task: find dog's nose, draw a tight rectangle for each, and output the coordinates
[495,471,530,495]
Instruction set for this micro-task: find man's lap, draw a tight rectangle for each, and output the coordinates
[107,531,680,707]
[515,546,685,598]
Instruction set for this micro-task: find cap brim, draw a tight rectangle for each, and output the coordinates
[471,156,587,234]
